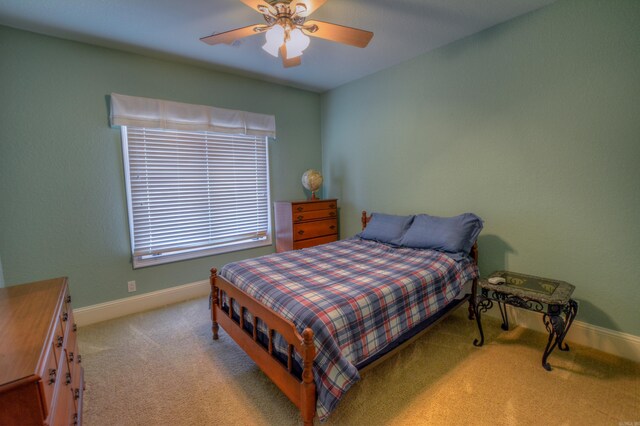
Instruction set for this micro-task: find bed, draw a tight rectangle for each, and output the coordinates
[209,211,482,425]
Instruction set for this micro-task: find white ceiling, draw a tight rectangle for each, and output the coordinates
[0,0,557,92]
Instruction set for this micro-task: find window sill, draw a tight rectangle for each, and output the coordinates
[132,238,272,269]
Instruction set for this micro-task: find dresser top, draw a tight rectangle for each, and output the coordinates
[0,277,67,386]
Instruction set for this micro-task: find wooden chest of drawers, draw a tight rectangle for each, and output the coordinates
[0,277,84,426]
[274,199,338,252]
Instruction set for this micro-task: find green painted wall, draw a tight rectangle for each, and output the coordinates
[0,25,321,307]
[321,0,640,335]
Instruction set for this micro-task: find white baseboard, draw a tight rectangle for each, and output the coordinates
[485,306,640,363]
[73,280,210,327]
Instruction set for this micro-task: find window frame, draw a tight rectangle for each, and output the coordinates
[120,126,272,269]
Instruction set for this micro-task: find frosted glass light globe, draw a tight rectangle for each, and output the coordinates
[262,24,285,57]
[286,28,310,59]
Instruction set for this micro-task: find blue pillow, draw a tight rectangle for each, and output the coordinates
[359,213,414,246]
[399,213,483,259]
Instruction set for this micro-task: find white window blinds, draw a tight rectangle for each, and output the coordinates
[122,127,271,268]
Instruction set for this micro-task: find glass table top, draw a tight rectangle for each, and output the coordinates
[482,271,575,304]
[500,273,558,295]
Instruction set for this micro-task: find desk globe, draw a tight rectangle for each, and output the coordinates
[302,169,323,200]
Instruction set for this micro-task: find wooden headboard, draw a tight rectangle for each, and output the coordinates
[360,210,478,265]
[361,210,371,230]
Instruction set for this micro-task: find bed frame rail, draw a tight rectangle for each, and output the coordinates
[210,268,316,425]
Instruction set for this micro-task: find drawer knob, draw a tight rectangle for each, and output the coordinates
[329,204,336,208]
[69,352,75,362]
[329,225,336,230]
[74,389,80,400]
[62,312,68,322]
[65,372,72,385]
[297,230,305,235]
[297,215,304,221]
[73,323,78,332]
[56,335,63,347]
[329,211,336,217]
[49,368,57,384]
[296,207,304,212]
[77,354,82,364]
[66,295,72,304]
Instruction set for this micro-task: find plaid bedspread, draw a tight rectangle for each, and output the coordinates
[219,237,479,421]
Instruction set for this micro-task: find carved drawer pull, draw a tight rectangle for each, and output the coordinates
[74,389,80,400]
[66,295,72,304]
[73,413,78,426]
[69,352,74,362]
[56,335,63,347]
[77,354,82,364]
[62,312,68,322]
[329,211,336,217]
[65,372,72,385]
[298,230,305,235]
[329,225,336,230]
[49,368,57,384]
[296,207,304,212]
[73,323,77,332]
[297,215,304,221]
[329,204,336,208]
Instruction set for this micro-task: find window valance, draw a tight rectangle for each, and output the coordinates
[109,93,276,138]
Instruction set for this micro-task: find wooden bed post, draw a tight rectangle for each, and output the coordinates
[301,327,316,426]
[210,268,219,340]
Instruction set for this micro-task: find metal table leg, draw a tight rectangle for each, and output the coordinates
[498,302,509,331]
[558,299,578,351]
[541,299,578,371]
[473,298,493,347]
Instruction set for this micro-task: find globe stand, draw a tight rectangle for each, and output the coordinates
[311,191,318,200]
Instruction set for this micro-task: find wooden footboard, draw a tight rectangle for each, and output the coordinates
[210,268,316,426]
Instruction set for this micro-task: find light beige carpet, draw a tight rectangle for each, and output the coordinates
[78,297,640,425]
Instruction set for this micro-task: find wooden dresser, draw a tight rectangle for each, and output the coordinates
[0,277,84,426]
[274,199,338,252]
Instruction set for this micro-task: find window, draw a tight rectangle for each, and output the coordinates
[121,126,271,268]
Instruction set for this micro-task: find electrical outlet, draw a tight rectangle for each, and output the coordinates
[127,280,136,292]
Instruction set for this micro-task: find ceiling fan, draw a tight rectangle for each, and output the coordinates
[200,0,373,68]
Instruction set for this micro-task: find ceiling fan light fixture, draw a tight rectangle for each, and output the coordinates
[201,0,373,68]
[262,24,285,57]
[285,28,310,59]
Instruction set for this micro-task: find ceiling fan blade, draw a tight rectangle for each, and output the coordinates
[279,45,302,68]
[295,0,327,17]
[200,24,267,45]
[303,20,373,48]
[239,0,276,15]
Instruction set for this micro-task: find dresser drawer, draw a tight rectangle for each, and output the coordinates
[48,357,73,426]
[291,200,337,213]
[63,311,78,363]
[292,208,337,223]
[293,219,337,241]
[293,235,338,249]
[40,342,59,415]
[52,323,65,371]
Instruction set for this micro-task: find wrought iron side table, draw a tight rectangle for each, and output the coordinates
[472,271,578,371]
